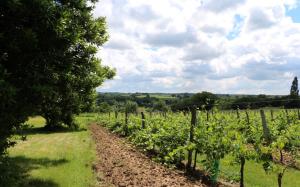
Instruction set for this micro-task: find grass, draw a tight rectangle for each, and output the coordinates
[2,114,99,187]
[194,154,300,187]
[220,156,300,187]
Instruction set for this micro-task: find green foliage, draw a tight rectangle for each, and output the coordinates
[0,0,114,155]
[125,101,138,114]
[171,91,217,111]
[96,102,113,113]
[191,92,217,110]
[98,109,300,186]
[153,100,170,113]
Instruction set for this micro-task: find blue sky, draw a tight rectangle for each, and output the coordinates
[286,4,300,22]
[94,0,300,95]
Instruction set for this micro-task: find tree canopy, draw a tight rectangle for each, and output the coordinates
[0,0,114,155]
[286,76,300,108]
[290,76,299,97]
[171,91,217,111]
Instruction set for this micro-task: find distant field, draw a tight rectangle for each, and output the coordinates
[3,114,99,187]
[100,92,178,99]
[136,94,176,99]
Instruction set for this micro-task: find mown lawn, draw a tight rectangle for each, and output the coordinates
[2,114,99,187]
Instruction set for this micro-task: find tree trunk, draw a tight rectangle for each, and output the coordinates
[211,160,220,187]
[240,156,245,187]
[280,150,284,163]
[44,114,57,130]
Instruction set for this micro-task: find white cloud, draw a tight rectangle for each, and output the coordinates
[94,0,300,95]
[201,0,246,12]
[144,29,197,47]
[246,7,277,30]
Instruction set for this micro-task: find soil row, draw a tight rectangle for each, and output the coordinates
[90,123,205,187]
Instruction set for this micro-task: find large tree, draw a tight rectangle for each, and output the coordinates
[286,76,300,108]
[0,0,114,154]
[191,91,217,110]
[290,76,299,97]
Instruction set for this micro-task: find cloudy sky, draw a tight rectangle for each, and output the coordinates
[94,0,300,95]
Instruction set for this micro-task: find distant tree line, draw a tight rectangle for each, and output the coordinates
[97,93,160,108]
[96,77,300,112]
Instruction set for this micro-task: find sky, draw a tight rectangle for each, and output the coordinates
[93,0,300,95]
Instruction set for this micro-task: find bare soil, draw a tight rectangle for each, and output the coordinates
[90,123,206,187]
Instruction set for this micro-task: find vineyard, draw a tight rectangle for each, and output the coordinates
[96,109,300,187]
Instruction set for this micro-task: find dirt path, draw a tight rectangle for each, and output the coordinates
[90,124,205,187]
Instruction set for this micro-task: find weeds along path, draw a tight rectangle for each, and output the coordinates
[90,123,205,187]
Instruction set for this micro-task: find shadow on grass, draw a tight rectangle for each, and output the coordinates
[0,156,68,187]
[17,126,87,136]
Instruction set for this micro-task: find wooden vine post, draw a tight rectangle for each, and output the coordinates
[206,110,209,121]
[240,156,245,187]
[239,110,251,187]
[260,110,271,145]
[193,110,200,171]
[260,109,274,186]
[124,110,128,136]
[245,110,250,125]
[141,111,145,129]
[186,107,196,172]
[125,111,128,124]
[236,108,240,121]
[298,109,300,120]
[115,111,118,119]
[270,110,274,121]
[285,109,290,124]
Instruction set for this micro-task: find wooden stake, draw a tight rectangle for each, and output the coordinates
[245,111,250,125]
[236,109,240,120]
[260,110,271,145]
[285,109,290,124]
[206,110,209,121]
[125,111,128,136]
[270,110,274,121]
[141,111,145,129]
[187,107,197,172]
[115,111,118,119]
